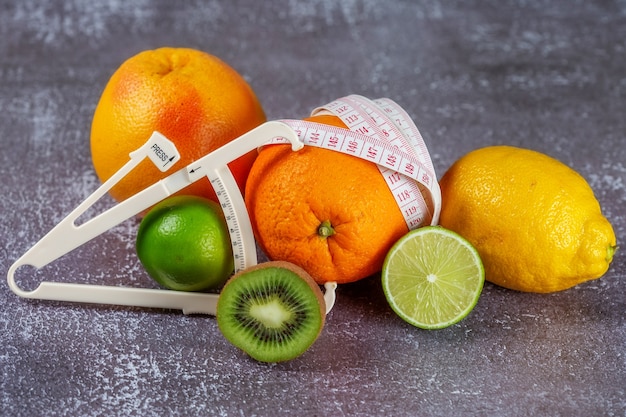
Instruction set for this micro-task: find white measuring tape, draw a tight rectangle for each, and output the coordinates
[273,95,440,228]
[7,96,440,315]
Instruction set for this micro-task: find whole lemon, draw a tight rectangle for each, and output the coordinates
[438,146,616,293]
[136,195,234,292]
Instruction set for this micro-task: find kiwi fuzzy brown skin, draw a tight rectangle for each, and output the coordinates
[216,261,326,363]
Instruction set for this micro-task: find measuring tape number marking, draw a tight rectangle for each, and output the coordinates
[271,95,441,228]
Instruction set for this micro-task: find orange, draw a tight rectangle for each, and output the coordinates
[91,47,266,203]
[136,195,234,292]
[244,115,409,284]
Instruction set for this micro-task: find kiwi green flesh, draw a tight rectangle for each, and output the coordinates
[217,261,325,363]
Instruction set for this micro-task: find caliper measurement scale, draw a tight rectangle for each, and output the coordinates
[7,122,304,315]
[7,96,441,316]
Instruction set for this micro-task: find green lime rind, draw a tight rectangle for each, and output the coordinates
[217,264,325,363]
[382,226,485,330]
[136,195,234,292]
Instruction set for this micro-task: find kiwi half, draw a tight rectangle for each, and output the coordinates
[216,261,326,363]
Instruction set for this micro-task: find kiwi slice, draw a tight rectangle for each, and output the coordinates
[216,261,326,363]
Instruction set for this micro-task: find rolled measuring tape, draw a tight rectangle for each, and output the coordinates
[271,95,441,228]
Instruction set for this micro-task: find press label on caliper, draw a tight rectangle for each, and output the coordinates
[145,131,181,172]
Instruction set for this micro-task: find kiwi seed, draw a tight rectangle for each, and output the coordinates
[216,261,326,363]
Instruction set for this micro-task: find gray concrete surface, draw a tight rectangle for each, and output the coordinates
[1,1,624,416]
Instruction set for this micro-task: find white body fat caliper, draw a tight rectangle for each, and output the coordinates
[7,95,441,316]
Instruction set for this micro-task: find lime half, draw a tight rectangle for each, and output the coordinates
[382,226,485,329]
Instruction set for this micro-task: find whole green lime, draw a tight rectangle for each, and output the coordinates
[136,195,234,291]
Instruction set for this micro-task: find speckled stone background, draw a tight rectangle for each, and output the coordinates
[1,1,625,416]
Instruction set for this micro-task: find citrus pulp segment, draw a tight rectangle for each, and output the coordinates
[382,226,485,329]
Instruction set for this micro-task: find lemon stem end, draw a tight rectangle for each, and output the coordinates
[607,245,617,263]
